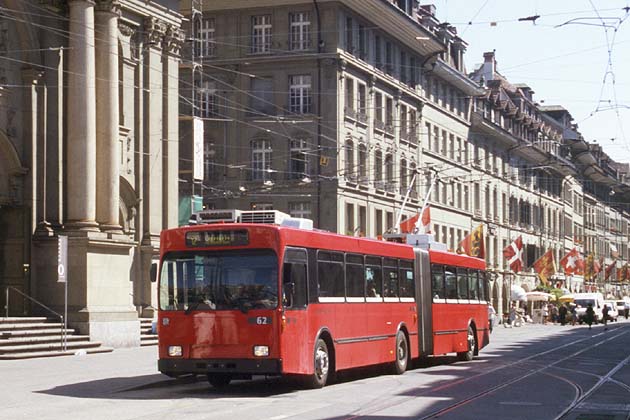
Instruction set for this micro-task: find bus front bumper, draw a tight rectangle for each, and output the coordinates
[158,358,282,376]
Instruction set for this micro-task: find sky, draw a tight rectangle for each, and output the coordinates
[432,0,630,162]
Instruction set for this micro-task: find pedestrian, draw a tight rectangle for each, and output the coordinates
[585,303,595,330]
[559,304,567,326]
[543,304,549,324]
[602,304,609,330]
[570,304,577,326]
[551,304,559,324]
[508,303,516,328]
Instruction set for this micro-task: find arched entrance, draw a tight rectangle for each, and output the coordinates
[0,130,29,315]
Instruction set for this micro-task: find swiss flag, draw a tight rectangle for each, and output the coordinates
[399,206,431,234]
[414,205,431,234]
[399,213,420,234]
[503,236,523,273]
[560,248,583,275]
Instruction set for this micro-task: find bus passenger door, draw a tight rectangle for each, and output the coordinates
[281,248,309,374]
[414,248,433,356]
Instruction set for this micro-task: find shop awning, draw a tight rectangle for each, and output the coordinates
[511,285,527,301]
[525,291,555,302]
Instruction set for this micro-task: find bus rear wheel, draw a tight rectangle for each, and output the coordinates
[457,326,475,362]
[304,338,330,388]
[207,373,231,388]
[393,330,409,375]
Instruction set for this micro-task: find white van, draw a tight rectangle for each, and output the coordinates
[573,292,605,324]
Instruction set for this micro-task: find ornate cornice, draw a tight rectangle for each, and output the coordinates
[144,17,167,49]
[163,25,185,56]
[95,0,121,15]
[118,22,134,37]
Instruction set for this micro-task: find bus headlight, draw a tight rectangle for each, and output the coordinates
[168,345,182,357]
[253,345,269,357]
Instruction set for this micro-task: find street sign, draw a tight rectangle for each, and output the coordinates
[58,235,67,283]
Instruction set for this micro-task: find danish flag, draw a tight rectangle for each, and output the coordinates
[503,236,523,273]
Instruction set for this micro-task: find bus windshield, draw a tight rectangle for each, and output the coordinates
[159,249,278,312]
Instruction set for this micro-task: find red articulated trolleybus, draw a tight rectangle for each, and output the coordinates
[157,210,490,388]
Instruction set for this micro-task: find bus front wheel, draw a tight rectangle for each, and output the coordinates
[207,373,231,388]
[457,326,475,362]
[393,330,409,374]
[304,338,330,388]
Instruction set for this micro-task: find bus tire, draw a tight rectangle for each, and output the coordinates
[304,338,330,388]
[207,373,231,388]
[393,330,409,375]
[457,326,476,362]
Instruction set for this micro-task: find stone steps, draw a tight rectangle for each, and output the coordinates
[0,317,113,360]
[139,318,157,347]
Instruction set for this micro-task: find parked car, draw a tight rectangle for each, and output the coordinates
[574,293,605,324]
[615,301,627,319]
[603,301,618,322]
[488,305,497,332]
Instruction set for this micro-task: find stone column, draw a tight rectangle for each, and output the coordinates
[142,17,166,241]
[95,0,122,231]
[67,0,98,230]
[162,26,184,229]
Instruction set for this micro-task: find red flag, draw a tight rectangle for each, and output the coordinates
[415,205,431,234]
[457,224,485,258]
[533,249,556,285]
[503,236,523,273]
[593,257,603,275]
[399,213,420,234]
[560,248,581,275]
[605,261,616,281]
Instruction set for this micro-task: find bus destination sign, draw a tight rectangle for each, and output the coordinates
[185,230,249,247]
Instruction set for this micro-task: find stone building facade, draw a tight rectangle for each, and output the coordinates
[183,0,630,318]
[0,0,182,346]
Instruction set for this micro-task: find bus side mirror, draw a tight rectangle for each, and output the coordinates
[284,282,295,307]
[150,263,157,283]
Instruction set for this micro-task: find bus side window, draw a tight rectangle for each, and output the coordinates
[317,251,344,299]
[431,264,445,300]
[346,253,365,298]
[399,260,414,298]
[468,270,479,300]
[457,268,469,300]
[283,261,307,309]
[445,266,457,299]
[383,258,398,297]
[365,256,382,298]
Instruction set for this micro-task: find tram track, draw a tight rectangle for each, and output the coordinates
[342,325,630,420]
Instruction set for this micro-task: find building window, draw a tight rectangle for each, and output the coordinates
[358,24,367,60]
[357,84,367,117]
[197,81,218,117]
[374,92,383,122]
[345,140,354,180]
[289,12,311,50]
[375,35,382,69]
[400,159,407,191]
[289,75,312,114]
[400,51,407,84]
[385,154,394,184]
[289,139,309,179]
[345,77,354,111]
[385,97,393,127]
[251,15,272,54]
[374,150,383,184]
[250,77,274,114]
[196,17,215,57]
[345,16,354,52]
[251,139,272,180]
[385,41,393,74]
[346,203,355,235]
[289,202,311,218]
[358,144,367,181]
